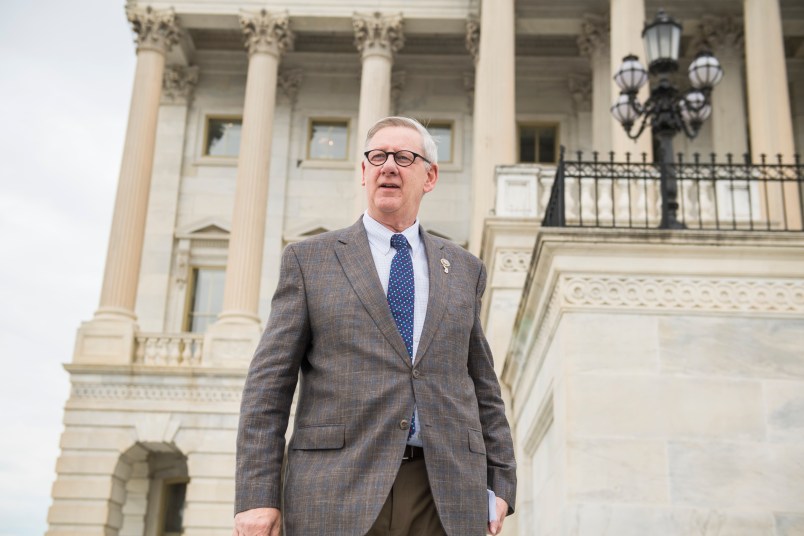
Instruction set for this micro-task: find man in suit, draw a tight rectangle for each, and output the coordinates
[233,117,516,536]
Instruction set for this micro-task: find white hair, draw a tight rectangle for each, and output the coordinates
[364,116,438,166]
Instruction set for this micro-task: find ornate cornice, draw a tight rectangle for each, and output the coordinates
[465,15,480,65]
[693,15,744,59]
[577,13,609,60]
[278,68,303,106]
[353,12,404,59]
[162,65,199,104]
[560,275,804,314]
[240,10,294,57]
[126,6,181,54]
[71,382,242,403]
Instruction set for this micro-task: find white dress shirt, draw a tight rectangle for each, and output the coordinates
[363,211,428,446]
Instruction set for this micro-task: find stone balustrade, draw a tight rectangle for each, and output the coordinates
[134,333,204,366]
[494,164,557,218]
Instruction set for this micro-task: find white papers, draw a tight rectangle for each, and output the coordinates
[487,489,497,522]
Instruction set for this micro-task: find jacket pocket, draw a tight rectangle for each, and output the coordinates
[291,424,345,450]
[468,428,486,455]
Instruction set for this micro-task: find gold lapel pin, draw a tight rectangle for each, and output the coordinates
[440,258,450,274]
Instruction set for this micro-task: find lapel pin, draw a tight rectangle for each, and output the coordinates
[440,258,450,274]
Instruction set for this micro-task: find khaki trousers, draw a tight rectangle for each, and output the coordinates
[365,458,447,536]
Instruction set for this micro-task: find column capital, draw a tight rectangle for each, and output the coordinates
[577,13,609,60]
[353,12,404,60]
[278,68,303,107]
[240,10,294,58]
[463,71,475,112]
[126,6,181,55]
[161,65,199,104]
[465,15,480,64]
[693,15,744,58]
[568,75,592,112]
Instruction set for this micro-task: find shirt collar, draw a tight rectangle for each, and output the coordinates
[363,211,421,255]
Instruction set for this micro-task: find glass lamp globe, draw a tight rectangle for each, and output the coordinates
[688,51,724,89]
[614,55,648,93]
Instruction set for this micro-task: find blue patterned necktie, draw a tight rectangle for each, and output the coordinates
[388,234,416,438]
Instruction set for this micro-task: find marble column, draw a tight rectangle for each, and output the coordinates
[743,0,800,227]
[136,65,199,332]
[95,6,180,321]
[696,16,747,158]
[609,0,652,160]
[218,10,292,326]
[469,0,517,254]
[352,12,404,216]
[578,14,612,154]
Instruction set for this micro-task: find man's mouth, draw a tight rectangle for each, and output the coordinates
[380,183,400,189]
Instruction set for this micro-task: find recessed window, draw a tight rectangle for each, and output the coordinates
[425,122,454,164]
[204,117,242,157]
[308,120,349,160]
[160,480,187,536]
[185,268,225,333]
[518,124,559,164]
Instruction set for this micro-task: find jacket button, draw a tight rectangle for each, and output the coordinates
[399,419,410,430]
[412,369,421,379]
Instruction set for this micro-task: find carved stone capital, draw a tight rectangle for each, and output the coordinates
[278,68,303,106]
[162,65,199,104]
[693,15,744,58]
[568,75,592,112]
[240,10,294,57]
[353,12,404,59]
[466,15,480,64]
[577,13,609,60]
[126,6,181,54]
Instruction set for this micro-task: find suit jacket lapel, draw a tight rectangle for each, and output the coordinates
[334,218,413,367]
[415,229,450,365]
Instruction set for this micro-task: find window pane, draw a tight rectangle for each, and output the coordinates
[309,121,348,160]
[206,118,242,157]
[162,482,187,534]
[519,126,536,163]
[538,127,557,163]
[427,124,453,163]
[188,268,225,333]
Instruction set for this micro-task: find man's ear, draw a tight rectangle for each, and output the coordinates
[423,163,439,193]
[361,160,366,187]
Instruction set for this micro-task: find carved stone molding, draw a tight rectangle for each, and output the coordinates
[693,16,744,58]
[353,12,404,59]
[465,15,480,65]
[126,6,181,54]
[391,70,406,114]
[71,382,243,403]
[568,75,592,112]
[560,275,804,314]
[278,68,303,106]
[497,249,532,273]
[463,71,475,112]
[162,65,199,104]
[240,10,294,57]
[577,13,609,60]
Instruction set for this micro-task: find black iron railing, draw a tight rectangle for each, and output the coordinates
[542,148,804,232]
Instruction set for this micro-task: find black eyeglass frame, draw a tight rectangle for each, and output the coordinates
[363,149,432,167]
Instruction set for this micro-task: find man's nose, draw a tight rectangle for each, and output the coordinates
[380,155,399,173]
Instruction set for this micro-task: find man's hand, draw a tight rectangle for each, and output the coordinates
[233,507,282,536]
[487,497,508,535]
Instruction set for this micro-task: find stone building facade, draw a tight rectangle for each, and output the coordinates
[48,0,804,535]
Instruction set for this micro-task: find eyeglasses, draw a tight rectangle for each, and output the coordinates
[364,149,431,167]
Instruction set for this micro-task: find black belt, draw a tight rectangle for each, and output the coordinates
[402,445,424,462]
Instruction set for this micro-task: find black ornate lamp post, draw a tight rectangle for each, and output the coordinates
[611,9,724,229]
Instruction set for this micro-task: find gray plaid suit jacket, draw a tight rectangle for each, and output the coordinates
[236,217,516,536]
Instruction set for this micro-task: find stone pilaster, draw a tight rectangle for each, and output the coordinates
[353,12,404,215]
[578,14,612,153]
[161,65,199,104]
[469,0,516,254]
[205,10,292,365]
[693,16,747,158]
[73,7,180,365]
[743,0,800,227]
[609,0,651,159]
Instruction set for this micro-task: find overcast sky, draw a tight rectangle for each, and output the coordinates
[0,1,135,534]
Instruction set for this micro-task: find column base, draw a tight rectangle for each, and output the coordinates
[203,315,262,368]
[73,314,138,366]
